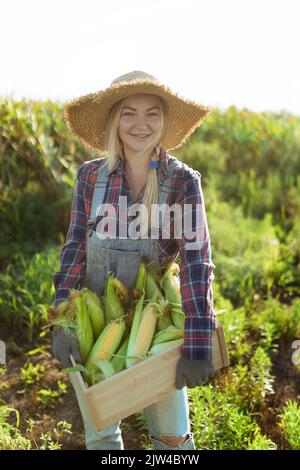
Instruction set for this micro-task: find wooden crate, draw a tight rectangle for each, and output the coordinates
[69,321,230,431]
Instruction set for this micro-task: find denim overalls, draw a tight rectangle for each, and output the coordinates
[69,157,196,450]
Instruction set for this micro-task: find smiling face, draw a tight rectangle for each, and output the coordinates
[118,93,163,157]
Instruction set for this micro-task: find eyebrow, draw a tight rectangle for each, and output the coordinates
[122,106,160,111]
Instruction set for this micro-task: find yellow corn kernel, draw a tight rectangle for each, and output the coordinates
[85,318,126,372]
[127,302,160,366]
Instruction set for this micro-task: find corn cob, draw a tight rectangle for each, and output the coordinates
[160,262,182,305]
[145,260,162,283]
[104,274,129,321]
[148,338,184,356]
[68,290,94,364]
[126,296,162,367]
[125,292,145,368]
[82,288,106,340]
[85,318,126,372]
[131,259,147,299]
[146,270,163,302]
[151,325,184,346]
[113,276,130,307]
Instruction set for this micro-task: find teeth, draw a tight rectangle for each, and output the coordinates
[132,134,149,137]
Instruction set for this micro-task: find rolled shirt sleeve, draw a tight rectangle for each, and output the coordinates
[52,165,87,307]
[176,170,216,361]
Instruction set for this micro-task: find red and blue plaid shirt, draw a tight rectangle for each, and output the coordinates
[53,149,216,361]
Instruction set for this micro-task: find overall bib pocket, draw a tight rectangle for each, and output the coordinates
[83,241,143,296]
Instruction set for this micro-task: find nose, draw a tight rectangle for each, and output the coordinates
[132,115,151,130]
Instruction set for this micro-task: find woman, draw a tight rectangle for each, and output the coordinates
[52,70,216,450]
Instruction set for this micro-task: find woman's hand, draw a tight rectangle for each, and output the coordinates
[175,357,215,389]
[52,327,81,368]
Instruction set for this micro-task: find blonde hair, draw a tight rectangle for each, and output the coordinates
[104,95,169,237]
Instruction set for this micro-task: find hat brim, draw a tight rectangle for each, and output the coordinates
[63,78,212,153]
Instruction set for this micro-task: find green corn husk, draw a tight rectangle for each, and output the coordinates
[170,305,185,330]
[152,325,184,346]
[52,289,94,363]
[146,270,163,302]
[148,338,184,356]
[157,315,173,331]
[134,259,147,293]
[125,291,145,368]
[93,360,116,383]
[71,291,94,364]
[111,336,130,374]
[82,288,106,340]
[85,360,116,386]
[104,274,129,322]
[156,301,173,331]
[145,260,162,283]
[160,262,182,305]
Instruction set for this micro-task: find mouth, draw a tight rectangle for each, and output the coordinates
[130,134,151,140]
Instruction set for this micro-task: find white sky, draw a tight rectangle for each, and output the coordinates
[1,0,300,116]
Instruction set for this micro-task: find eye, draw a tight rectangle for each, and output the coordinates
[123,112,159,117]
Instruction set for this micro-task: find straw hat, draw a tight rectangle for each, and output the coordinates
[63,70,212,153]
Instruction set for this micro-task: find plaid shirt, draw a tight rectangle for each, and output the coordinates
[53,149,216,361]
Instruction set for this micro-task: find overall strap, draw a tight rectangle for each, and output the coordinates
[88,158,109,226]
[158,156,178,206]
